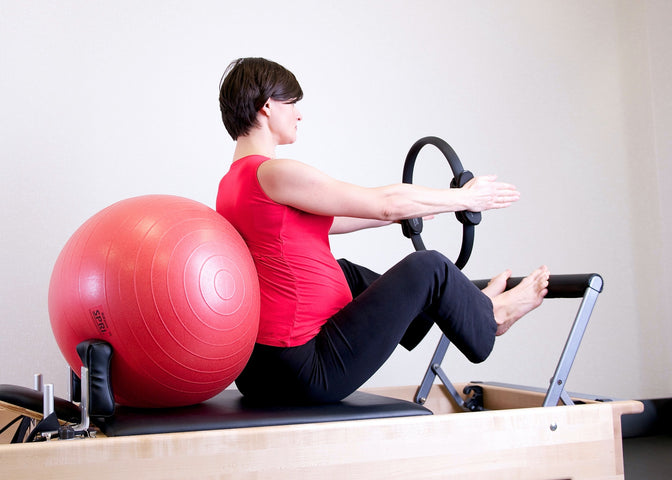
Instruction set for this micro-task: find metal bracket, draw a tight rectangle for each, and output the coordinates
[29,368,94,441]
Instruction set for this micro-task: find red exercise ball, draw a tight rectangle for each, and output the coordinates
[48,195,259,408]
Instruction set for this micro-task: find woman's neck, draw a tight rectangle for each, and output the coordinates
[233,130,276,161]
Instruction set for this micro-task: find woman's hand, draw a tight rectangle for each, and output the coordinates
[461,175,520,212]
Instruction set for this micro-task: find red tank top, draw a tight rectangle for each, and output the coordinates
[216,155,353,347]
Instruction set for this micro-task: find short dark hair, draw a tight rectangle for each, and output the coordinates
[219,58,303,140]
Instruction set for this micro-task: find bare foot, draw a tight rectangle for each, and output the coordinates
[489,266,550,336]
[481,269,512,299]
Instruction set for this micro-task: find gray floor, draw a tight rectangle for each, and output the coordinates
[623,434,672,479]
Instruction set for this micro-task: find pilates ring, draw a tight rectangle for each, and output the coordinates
[400,136,481,270]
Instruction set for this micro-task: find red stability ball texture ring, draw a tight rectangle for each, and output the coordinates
[48,195,260,408]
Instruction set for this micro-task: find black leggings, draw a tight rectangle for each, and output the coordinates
[234,250,497,404]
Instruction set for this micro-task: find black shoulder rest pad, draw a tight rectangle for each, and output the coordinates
[76,339,115,418]
[472,273,603,299]
[0,384,81,423]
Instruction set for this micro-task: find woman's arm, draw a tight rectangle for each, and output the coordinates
[329,217,394,235]
[257,158,520,221]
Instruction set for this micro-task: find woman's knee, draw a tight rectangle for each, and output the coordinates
[399,250,460,283]
[464,334,495,364]
[404,249,451,270]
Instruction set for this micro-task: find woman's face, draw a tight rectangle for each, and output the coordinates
[267,99,302,145]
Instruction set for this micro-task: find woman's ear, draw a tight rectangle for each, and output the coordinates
[259,98,272,117]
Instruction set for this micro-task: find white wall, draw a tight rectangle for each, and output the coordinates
[1,0,670,401]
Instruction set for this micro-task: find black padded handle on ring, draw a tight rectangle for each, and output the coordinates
[400,136,480,270]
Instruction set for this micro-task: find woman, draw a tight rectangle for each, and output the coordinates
[217,57,549,405]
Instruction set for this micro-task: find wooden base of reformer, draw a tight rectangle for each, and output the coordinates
[0,383,643,480]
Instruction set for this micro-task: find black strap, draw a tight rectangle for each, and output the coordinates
[4,415,31,443]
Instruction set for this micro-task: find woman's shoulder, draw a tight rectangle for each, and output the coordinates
[232,154,271,167]
[256,157,324,178]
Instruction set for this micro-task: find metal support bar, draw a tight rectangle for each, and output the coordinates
[433,364,468,410]
[560,390,574,406]
[415,334,473,411]
[415,334,450,404]
[42,384,54,418]
[34,374,43,393]
[70,366,90,433]
[542,276,603,407]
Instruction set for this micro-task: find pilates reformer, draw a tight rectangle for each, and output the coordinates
[0,318,642,480]
[0,137,643,479]
[0,274,641,479]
